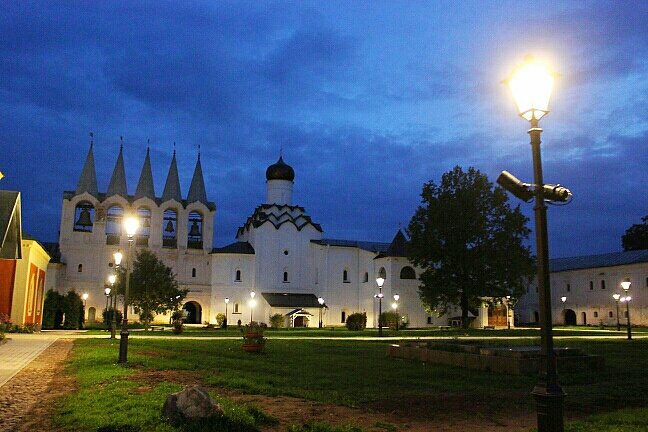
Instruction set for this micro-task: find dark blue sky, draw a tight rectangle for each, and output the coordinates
[2,1,647,257]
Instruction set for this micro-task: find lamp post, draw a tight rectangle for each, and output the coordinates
[612,294,621,332]
[560,296,566,326]
[249,291,256,324]
[621,279,632,340]
[224,297,229,329]
[375,277,385,337]
[317,297,325,328]
[112,252,122,339]
[392,294,400,331]
[119,216,139,364]
[507,56,564,431]
[506,295,512,330]
[82,292,89,308]
[107,274,117,337]
[104,287,111,318]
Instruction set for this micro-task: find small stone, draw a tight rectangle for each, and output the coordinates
[162,386,223,424]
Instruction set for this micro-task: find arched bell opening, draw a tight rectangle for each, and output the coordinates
[106,205,123,244]
[162,209,178,248]
[187,211,203,249]
[73,201,95,232]
[136,207,151,246]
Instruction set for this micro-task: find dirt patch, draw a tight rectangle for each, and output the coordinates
[130,368,204,387]
[0,338,76,432]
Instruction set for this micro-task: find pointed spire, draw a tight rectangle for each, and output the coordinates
[187,146,208,205]
[107,137,128,197]
[162,143,182,202]
[75,132,99,197]
[134,144,155,200]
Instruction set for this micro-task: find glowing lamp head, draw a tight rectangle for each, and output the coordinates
[224,297,230,304]
[113,251,123,266]
[391,302,398,310]
[613,293,621,301]
[250,291,256,299]
[376,277,385,288]
[104,287,111,296]
[248,298,257,308]
[108,274,116,285]
[621,279,631,292]
[318,297,325,305]
[82,293,89,301]
[560,296,567,303]
[123,216,140,238]
[393,294,400,302]
[507,56,555,122]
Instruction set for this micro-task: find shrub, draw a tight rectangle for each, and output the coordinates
[171,309,186,334]
[42,289,64,329]
[269,313,285,328]
[380,311,400,329]
[215,313,226,327]
[102,308,123,327]
[42,290,84,329]
[345,312,367,331]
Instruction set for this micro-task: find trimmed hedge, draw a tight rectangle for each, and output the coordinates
[345,312,367,331]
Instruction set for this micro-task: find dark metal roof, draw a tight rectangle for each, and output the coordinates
[374,230,409,259]
[266,156,295,182]
[0,191,22,259]
[41,242,63,263]
[311,239,390,253]
[285,308,313,316]
[261,293,325,308]
[236,204,322,237]
[211,241,255,254]
[550,249,648,273]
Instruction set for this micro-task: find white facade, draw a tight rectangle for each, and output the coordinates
[516,252,648,326]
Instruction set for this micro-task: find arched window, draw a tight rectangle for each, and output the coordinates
[77,264,83,273]
[73,201,95,232]
[191,268,196,278]
[234,303,239,313]
[163,209,178,248]
[378,267,386,279]
[400,266,416,280]
[609,311,613,318]
[187,211,203,249]
[136,207,151,246]
[363,272,369,283]
[343,269,349,283]
[283,271,289,283]
[235,269,241,282]
[600,280,606,290]
[106,205,123,245]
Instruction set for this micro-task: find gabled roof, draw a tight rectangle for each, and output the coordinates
[236,204,322,237]
[311,238,390,253]
[134,148,155,200]
[0,191,22,259]
[261,293,324,308]
[374,230,409,259]
[187,154,208,205]
[211,241,255,254]
[550,249,648,273]
[75,142,98,197]
[162,150,182,203]
[106,145,128,197]
[285,308,313,317]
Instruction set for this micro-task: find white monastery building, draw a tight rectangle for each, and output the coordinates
[47,141,440,328]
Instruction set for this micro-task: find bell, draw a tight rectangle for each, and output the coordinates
[75,208,93,227]
[189,221,201,237]
[165,220,175,233]
[143,217,150,228]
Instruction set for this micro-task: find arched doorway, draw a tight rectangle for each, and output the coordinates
[294,316,308,327]
[183,302,202,324]
[564,309,576,326]
[581,312,587,326]
[88,307,96,323]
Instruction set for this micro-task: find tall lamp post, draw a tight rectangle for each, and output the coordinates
[112,252,123,339]
[224,297,229,329]
[108,273,117,338]
[249,291,256,324]
[612,294,621,332]
[507,56,564,431]
[104,287,111,315]
[375,277,385,337]
[317,297,325,328]
[621,279,632,340]
[392,294,400,331]
[119,216,139,364]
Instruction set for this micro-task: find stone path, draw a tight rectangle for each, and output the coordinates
[0,333,61,388]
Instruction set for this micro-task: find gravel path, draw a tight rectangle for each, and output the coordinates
[0,339,74,432]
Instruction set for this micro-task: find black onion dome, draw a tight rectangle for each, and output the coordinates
[265,156,295,181]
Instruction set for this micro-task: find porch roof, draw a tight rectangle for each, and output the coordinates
[261,292,326,308]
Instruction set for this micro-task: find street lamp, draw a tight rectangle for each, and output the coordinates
[621,279,632,340]
[82,292,89,306]
[224,297,229,329]
[375,277,385,337]
[107,273,117,338]
[111,252,122,340]
[104,287,111,316]
[506,295,512,330]
[507,55,564,432]
[317,297,325,328]
[612,294,621,332]
[119,216,139,364]
[392,294,400,331]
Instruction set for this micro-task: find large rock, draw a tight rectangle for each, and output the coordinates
[162,386,224,424]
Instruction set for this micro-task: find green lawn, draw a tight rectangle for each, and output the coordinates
[55,337,648,431]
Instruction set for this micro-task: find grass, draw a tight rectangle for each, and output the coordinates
[56,337,648,431]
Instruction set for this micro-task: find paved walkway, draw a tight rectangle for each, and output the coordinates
[0,333,62,388]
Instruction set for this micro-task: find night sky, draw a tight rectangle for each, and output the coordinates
[2,1,647,258]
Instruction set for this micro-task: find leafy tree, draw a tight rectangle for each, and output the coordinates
[114,249,188,330]
[622,215,648,251]
[269,313,285,328]
[407,166,535,328]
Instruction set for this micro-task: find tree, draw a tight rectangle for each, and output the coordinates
[115,249,188,330]
[622,215,648,251]
[407,166,535,328]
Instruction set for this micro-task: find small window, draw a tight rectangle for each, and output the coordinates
[343,269,349,283]
[283,250,289,255]
[400,266,416,280]
[589,281,594,290]
[609,311,614,318]
[234,303,239,313]
[427,316,432,324]
[624,310,628,318]
[594,311,599,318]
[363,272,369,283]
[341,311,346,323]
[77,264,83,273]
[535,286,538,293]
[601,280,606,290]
[283,271,289,283]
[235,270,241,282]
[108,262,113,268]
[566,283,570,292]
[191,268,196,278]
